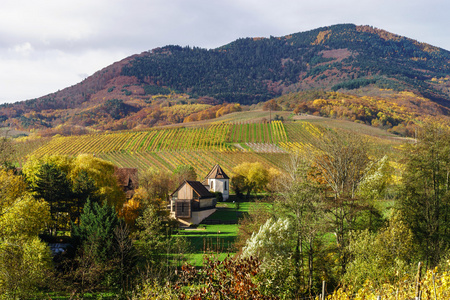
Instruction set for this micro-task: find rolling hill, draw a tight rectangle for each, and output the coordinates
[2,23,450,133]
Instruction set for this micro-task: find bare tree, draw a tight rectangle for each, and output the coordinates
[308,129,375,275]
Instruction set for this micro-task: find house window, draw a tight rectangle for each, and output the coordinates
[211,181,214,191]
[224,181,227,191]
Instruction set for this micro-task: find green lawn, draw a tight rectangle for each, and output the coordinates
[179,200,273,266]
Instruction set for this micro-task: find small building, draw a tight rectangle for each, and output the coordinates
[169,164,230,225]
[114,167,138,199]
[203,164,230,201]
[170,180,217,225]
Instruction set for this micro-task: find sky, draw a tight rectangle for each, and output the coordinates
[1,0,449,104]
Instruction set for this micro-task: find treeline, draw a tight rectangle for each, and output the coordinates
[265,90,450,137]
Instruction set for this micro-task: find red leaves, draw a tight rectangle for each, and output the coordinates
[177,255,276,299]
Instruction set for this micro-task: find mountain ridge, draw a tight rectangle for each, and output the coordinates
[2,23,450,131]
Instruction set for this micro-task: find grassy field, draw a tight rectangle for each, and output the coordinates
[179,201,255,266]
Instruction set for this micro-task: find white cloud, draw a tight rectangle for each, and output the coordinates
[10,42,34,57]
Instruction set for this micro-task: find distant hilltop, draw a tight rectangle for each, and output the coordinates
[2,23,450,132]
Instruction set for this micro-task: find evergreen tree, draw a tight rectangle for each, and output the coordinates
[31,162,73,235]
[72,199,120,263]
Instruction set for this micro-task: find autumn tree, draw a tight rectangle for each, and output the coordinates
[231,162,270,199]
[70,154,126,211]
[0,169,53,298]
[139,167,176,201]
[399,124,450,267]
[23,154,127,233]
[0,134,14,169]
[309,129,379,274]
[275,155,326,295]
[344,210,414,290]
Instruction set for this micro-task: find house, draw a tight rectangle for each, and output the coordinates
[114,167,138,199]
[170,180,217,225]
[203,164,230,201]
[170,164,230,225]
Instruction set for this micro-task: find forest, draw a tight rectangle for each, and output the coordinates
[2,23,450,134]
[1,121,450,299]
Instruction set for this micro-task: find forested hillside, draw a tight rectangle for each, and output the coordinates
[2,24,450,132]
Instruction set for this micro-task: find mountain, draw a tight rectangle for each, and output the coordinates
[2,23,450,132]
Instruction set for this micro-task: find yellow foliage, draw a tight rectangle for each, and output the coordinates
[119,194,141,227]
[312,30,331,45]
[0,194,50,238]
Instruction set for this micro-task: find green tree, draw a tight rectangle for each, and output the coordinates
[344,210,414,290]
[399,124,450,267]
[134,202,185,279]
[173,164,197,186]
[71,170,98,225]
[30,162,73,235]
[71,199,134,294]
[275,155,326,295]
[72,199,121,263]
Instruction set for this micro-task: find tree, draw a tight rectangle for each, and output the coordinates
[309,129,377,275]
[139,167,176,201]
[399,124,450,267]
[30,162,73,235]
[134,199,184,278]
[71,199,135,294]
[0,134,14,169]
[70,154,126,211]
[344,210,414,290]
[174,164,197,186]
[242,217,296,298]
[0,169,28,218]
[0,237,53,298]
[231,162,269,199]
[72,199,121,264]
[275,155,326,295]
[0,169,53,298]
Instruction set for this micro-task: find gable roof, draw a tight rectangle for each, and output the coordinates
[186,181,214,198]
[204,164,229,180]
[171,180,214,199]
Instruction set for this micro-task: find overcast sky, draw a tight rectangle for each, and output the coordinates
[1,0,449,104]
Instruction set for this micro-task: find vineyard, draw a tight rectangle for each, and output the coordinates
[23,121,293,175]
[20,119,400,176]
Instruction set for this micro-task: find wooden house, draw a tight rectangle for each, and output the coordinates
[170,180,216,225]
[169,164,230,225]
